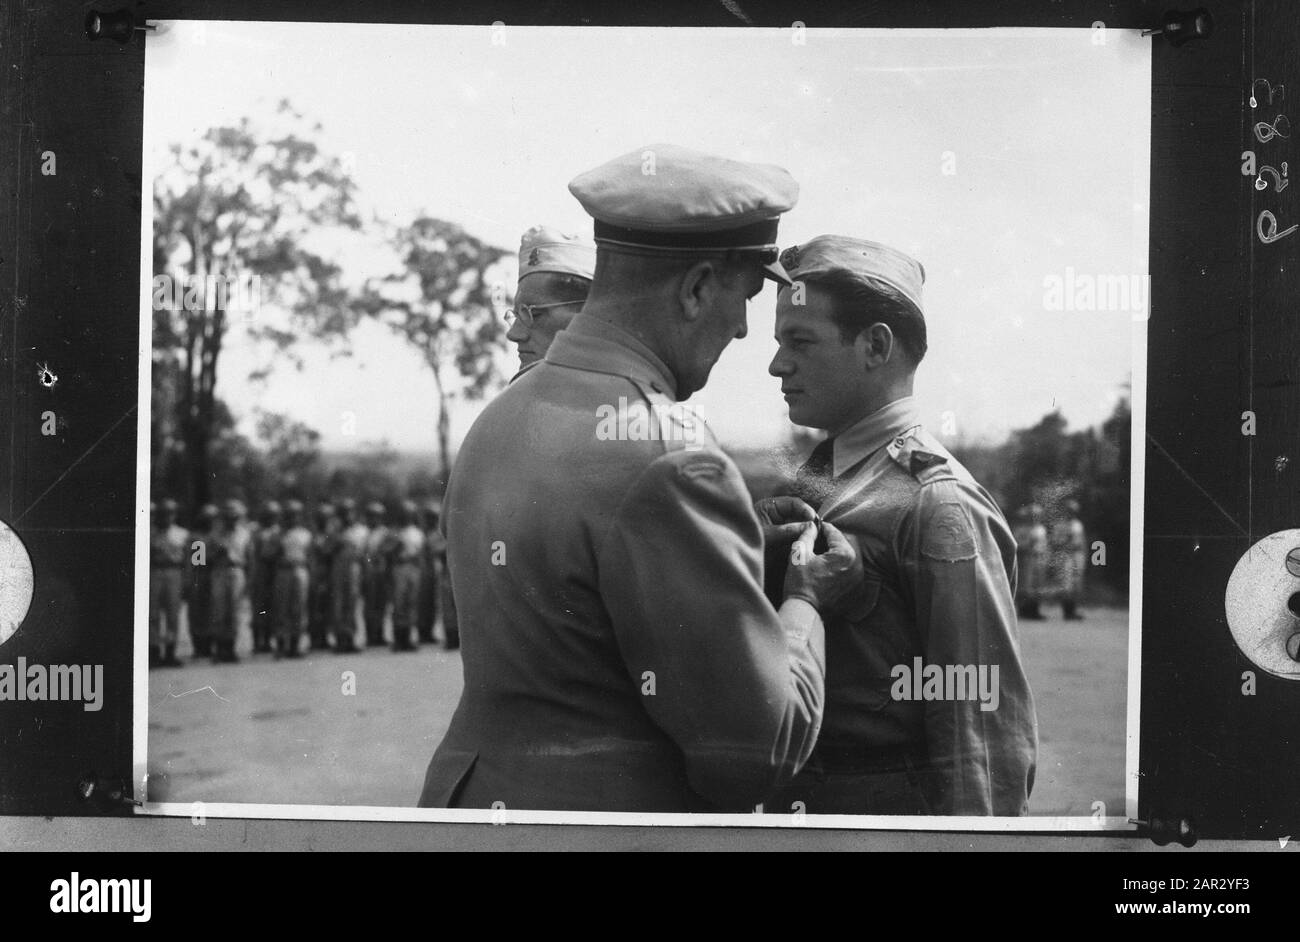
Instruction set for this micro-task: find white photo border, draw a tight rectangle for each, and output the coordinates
[132,20,1149,833]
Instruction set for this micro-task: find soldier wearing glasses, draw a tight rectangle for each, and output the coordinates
[504,225,595,377]
[431,226,597,651]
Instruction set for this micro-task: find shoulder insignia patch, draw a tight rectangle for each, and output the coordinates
[921,501,977,562]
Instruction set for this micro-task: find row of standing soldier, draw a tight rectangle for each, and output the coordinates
[148,497,458,667]
[1012,499,1087,621]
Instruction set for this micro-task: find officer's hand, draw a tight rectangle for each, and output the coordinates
[754,496,818,550]
[781,520,861,612]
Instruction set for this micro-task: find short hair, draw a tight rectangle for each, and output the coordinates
[800,268,927,365]
[550,272,593,301]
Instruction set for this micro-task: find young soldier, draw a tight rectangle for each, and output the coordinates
[763,235,1037,815]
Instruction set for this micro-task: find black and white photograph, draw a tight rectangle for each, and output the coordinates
[135,20,1149,827]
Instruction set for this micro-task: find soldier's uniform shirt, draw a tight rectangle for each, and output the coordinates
[309,521,339,636]
[774,397,1037,816]
[334,522,369,575]
[1050,517,1087,597]
[362,524,391,640]
[389,524,425,631]
[211,522,252,642]
[331,522,369,639]
[417,526,441,638]
[278,525,313,567]
[419,312,826,813]
[1018,523,1049,600]
[251,524,281,634]
[186,525,216,643]
[151,524,189,568]
[149,524,189,645]
[273,525,313,638]
[364,526,390,566]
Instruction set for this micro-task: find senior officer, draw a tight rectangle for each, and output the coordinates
[505,225,595,375]
[419,144,860,813]
[761,235,1037,816]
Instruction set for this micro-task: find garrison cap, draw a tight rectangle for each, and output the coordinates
[779,235,925,315]
[567,143,799,285]
[518,225,595,284]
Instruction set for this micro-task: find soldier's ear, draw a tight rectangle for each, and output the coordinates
[859,322,895,370]
[677,261,718,322]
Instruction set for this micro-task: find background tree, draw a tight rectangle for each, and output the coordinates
[199,403,329,508]
[361,216,513,484]
[152,99,363,510]
[323,442,404,506]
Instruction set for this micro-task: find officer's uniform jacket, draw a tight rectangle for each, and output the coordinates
[419,313,826,813]
[794,397,1037,816]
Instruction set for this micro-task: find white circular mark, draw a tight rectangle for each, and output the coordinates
[0,519,35,646]
[1225,529,1300,680]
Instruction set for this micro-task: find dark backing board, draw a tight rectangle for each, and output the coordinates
[1140,0,1300,841]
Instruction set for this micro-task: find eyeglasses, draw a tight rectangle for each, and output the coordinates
[503,299,585,327]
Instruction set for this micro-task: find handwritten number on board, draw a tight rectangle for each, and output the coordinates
[1254,114,1292,144]
[1257,210,1298,244]
[1254,162,1290,192]
[1249,78,1285,109]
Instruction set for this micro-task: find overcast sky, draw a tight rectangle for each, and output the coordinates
[144,21,1149,454]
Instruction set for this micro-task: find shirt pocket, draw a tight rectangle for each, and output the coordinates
[837,574,914,712]
[840,572,882,623]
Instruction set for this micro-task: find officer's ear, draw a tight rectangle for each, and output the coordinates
[678,260,721,323]
[857,322,895,370]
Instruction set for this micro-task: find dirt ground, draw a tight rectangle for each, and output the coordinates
[148,606,1129,817]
